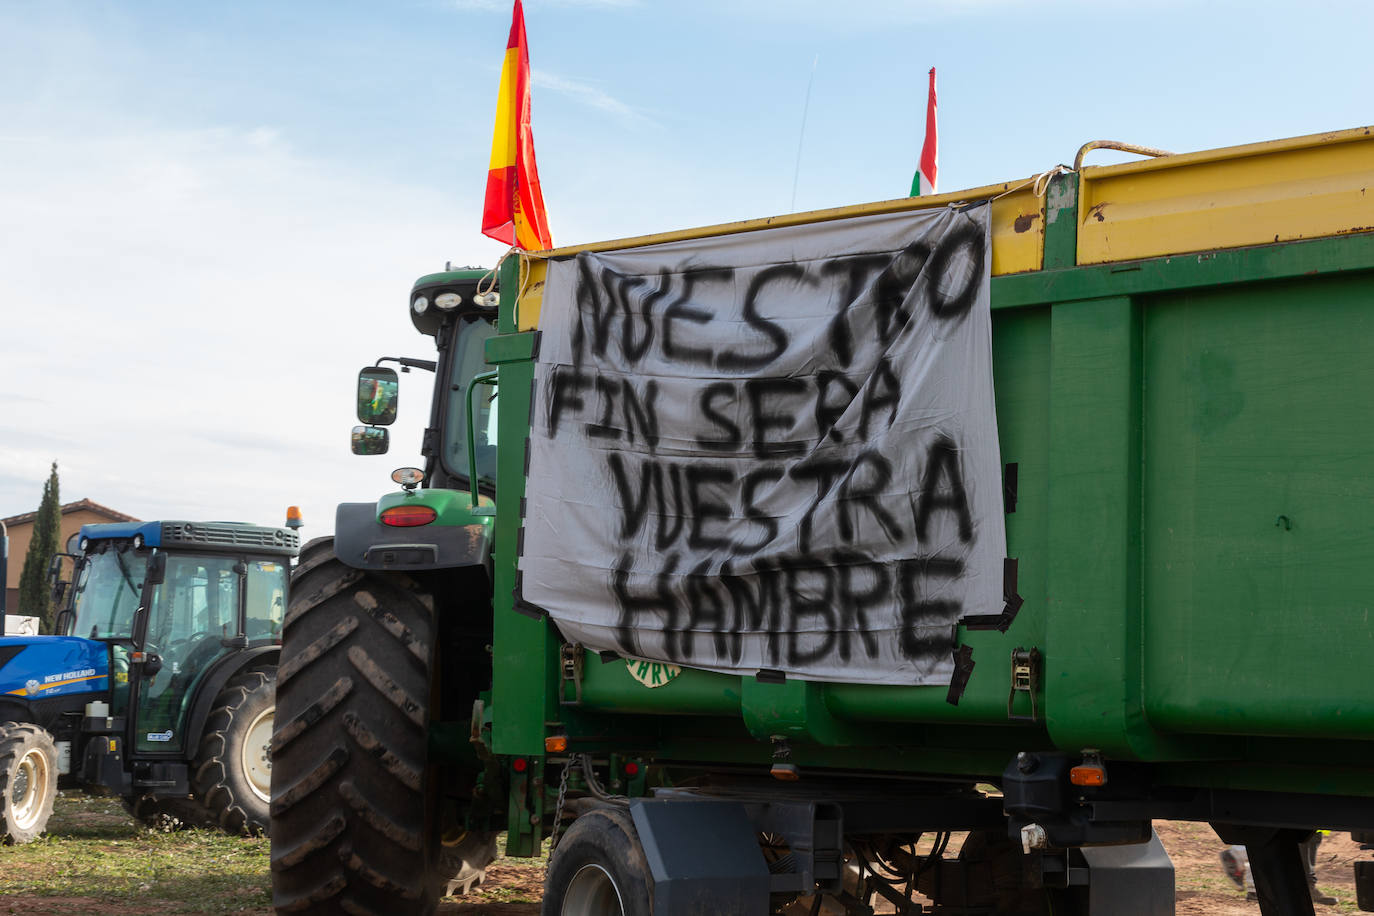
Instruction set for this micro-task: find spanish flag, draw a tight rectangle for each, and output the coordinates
[482,0,553,251]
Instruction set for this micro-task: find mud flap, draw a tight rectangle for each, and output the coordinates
[630,798,771,916]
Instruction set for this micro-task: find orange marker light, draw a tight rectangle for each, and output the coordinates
[285,506,303,529]
[545,736,568,753]
[770,763,800,781]
[1069,764,1107,787]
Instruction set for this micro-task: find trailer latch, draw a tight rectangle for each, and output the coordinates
[560,643,584,705]
[1007,647,1042,722]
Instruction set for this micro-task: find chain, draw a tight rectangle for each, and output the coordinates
[548,757,571,851]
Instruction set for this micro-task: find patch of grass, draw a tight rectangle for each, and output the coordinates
[0,793,270,914]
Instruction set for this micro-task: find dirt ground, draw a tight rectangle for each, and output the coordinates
[0,823,1364,914]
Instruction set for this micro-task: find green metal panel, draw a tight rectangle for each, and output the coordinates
[489,257,557,758]
[1142,271,1374,739]
[1043,296,1150,759]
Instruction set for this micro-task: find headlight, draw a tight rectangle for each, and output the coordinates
[413,295,430,315]
[435,292,462,311]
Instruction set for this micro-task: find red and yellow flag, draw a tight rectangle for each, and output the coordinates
[482,0,553,251]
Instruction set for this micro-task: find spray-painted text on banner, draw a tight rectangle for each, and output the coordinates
[518,206,1004,686]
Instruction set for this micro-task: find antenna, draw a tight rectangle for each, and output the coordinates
[790,55,819,212]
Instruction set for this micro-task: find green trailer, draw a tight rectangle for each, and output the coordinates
[271,127,1374,916]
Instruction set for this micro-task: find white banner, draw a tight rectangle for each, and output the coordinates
[517,205,1004,686]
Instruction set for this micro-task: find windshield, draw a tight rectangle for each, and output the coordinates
[146,554,239,647]
[245,559,288,642]
[70,548,148,639]
[442,315,499,486]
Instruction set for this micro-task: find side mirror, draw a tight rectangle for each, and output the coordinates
[145,551,167,586]
[47,553,77,601]
[357,367,400,426]
[351,425,390,456]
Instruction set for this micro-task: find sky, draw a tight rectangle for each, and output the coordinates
[2,0,1371,538]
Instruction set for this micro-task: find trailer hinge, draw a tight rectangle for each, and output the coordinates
[560,642,584,705]
[1007,647,1042,722]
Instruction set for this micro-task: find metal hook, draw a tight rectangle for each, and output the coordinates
[1275,515,1292,531]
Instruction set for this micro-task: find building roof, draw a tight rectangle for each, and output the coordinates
[2,498,140,528]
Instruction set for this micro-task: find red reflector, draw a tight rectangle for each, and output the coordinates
[512,757,528,773]
[380,505,437,527]
[624,762,640,777]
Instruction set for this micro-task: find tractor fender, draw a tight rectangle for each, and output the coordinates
[333,502,491,574]
[182,646,279,753]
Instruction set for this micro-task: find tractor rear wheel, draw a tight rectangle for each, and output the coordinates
[271,539,495,914]
[192,666,276,835]
[0,722,58,844]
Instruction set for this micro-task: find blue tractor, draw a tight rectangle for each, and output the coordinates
[0,519,298,842]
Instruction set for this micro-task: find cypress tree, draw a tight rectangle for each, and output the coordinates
[17,462,61,634]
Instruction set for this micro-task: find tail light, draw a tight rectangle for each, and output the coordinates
[380,505,437,527]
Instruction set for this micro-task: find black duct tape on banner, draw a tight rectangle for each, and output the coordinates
[511,571,546,620]
[523,437,532,476]
[528,377,537,415]
[599,650,620,664]
[755,668,786,684]
[954,198,993,214]
[946,645,975,706]
[529,329,542,359]
[960,558,1023,633]
[1003,557,1025,621]
[1004,462,1018,514]
[512,600,545,620]
[516,527,526,558]
[519,497,527,520]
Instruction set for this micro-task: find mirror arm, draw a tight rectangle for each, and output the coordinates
[466,370,500,510]
[375,356,437,373]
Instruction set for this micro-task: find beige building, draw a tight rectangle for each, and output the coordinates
[2,499,139,615]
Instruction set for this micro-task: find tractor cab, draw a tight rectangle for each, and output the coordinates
[334,266,500,572]
[63,523,290,759]
[350,266,500,491]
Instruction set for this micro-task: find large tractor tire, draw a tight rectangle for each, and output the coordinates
[121,793,216,831]
[542,808,654,916]
[0,722,58,844]
[192,666,276,836]
[271,538,496,914]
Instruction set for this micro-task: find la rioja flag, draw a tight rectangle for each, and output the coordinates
[911,68,938,197]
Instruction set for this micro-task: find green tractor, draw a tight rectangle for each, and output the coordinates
[271,267,503,908]
[0,518,300,841]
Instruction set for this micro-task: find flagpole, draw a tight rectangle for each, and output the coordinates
[790,55,819,212]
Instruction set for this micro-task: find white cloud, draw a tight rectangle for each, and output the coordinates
[0,121,508,534]
[531,70,650,124]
